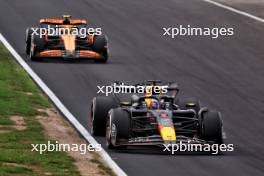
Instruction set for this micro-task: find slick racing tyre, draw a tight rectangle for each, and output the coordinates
[91,96,117,136]
[201,111,223,144]
[25,28,34,55]
[106,108,130,149]
[30,34,45,61]
[93,35,108,63]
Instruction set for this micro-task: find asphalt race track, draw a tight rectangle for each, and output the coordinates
[0,0,264,175]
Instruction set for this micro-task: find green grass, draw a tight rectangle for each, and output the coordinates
[0,43,81,176]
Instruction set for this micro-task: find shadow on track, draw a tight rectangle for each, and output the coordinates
[107,146,233,156]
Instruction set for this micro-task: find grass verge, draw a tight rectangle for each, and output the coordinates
[0,42,112,176]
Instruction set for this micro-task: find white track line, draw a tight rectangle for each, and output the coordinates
[0,33,127,176]
[203,0,264,23]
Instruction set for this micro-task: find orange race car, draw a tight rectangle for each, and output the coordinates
[25,15,108,62]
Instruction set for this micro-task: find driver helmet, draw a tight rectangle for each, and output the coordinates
[145,98,159,109]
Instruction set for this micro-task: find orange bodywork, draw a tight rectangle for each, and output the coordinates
[38,50,101,58]
[38,50,63,57]
[37,33,101,59]
[36,17,102,59]
[61,35,76,51]
[79,51,101,58]
[40,18,87,25]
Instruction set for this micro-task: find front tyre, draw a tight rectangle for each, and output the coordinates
[90,96,117,136]
[25,28,34,55]
[106,108,130,149]
[201,111,223,144]
[30,34,45,61]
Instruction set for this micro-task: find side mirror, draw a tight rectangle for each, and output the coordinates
[120,101,131,106]
[131,94,140,104]
[186,102,196,107]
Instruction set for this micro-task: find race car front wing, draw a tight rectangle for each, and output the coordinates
[36,50,102,59]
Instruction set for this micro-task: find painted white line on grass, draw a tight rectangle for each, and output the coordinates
[0,33,127,176]
[203,0,264,23]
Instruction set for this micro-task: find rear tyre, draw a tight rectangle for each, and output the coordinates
[30,34,45,61]
[201,111,223,144]
[93,35,108,63]
[94,50,108,63]
[91,96,117,136]
[106,108,130,149]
